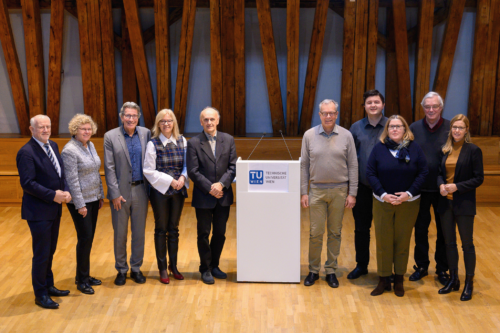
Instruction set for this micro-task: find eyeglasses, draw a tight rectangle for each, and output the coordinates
[78,127,92,132]
[452,126,466,131]
[423,105,442,110]
[159,120,173,125]
[388,125,404,130]
[124,114,139,119]
[319,111,338,117]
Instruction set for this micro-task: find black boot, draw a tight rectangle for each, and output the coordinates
[460,274,474,301]
[154,232,168,271]
[168,235,184,280]
[371,276,391,296]
[394,274,405,297]
[438,269,460,294]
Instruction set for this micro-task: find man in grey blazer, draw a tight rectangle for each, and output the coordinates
[104,102,151,285]
[187,107,237,285]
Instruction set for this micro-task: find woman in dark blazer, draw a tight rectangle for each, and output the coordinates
[437,114,483,301]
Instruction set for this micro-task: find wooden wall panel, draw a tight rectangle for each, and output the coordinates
[391,0,412,122]
[494,43,500,136]
[155,0,172,110]
[121,11,138,105]
[0,0,29,135]
[339,0,356,129]
[385,6,399,117]
[468,0,500,135]
[234,0,245,136]
[174,0,197,132]
[256,0,285,136]
[220,0,235,134]
[46,0,64,134]
[123,0,156,128]
[21,0,45,118]
[414,0,434,121]
[286,0,299,136]
[351,0,369,124]
[433,0,466,100]
[299,0,328,134]
[365,0,379,91]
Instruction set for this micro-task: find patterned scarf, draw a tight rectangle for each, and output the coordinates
[384,138,411,163]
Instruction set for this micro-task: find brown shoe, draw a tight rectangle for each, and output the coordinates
[394,274,405,297]
[371,276,391,296]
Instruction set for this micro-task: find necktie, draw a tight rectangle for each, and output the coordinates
[44,143,60,177]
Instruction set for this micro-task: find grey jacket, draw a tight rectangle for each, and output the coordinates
[61,137,105,209]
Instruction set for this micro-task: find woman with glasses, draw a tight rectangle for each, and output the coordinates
[366,115,428,297]
[436,114,483,301]
[143,109,188,284]
[61,114,105,295]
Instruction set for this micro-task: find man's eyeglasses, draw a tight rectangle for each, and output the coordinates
[319,111,338,117]
[124,114,139,119]
[423,105,441,110]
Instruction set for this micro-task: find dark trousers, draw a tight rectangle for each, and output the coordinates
[351,182,373,268]
[27,218,61,298]
[413,191,448,272]
[150,189,185,271]
[67,201,100,284]
[196,202,230,273]
[439,200,476,275]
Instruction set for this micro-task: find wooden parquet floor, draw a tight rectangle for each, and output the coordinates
[0,204,499,332]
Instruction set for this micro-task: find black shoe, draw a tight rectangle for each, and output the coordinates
[460,275,474,301]
[371,276,392,296]
[35,295,59,309]
[326,273,339,288]
[409,265,428,281]
[347,267,368,280]
[114,272,127,286]
[130,271,146,284]
[201,271,215,284]
[439,269,460,294]
[304,272,319,286]
[394,274,405,297]
[75,276,102,286]
[48,286,70,297]
[436,271,450,286]
[77,283,95,295]
[212,267,227,279]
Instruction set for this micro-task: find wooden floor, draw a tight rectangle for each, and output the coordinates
[1,204,500,333]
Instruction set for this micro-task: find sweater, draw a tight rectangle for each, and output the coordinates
[409,118,450,192]
[366,141,429,197]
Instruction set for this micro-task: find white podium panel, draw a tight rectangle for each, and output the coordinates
[236,159,300,283]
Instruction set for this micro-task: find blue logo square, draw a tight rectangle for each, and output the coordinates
[249,170,264,184]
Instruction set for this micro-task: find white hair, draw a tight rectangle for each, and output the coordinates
[200,106,221,120]
[318,99,339,112]
[421,91,444,107]
[30,115,51,127]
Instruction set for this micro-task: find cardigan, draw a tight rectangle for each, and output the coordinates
[437,142,484,215]
[61,137,105,209]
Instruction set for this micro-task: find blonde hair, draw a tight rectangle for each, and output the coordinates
[379,115,414,143]
[442,114,472,155]
[68,114,97,136]
[152,109,181,140]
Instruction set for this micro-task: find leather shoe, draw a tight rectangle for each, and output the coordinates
[114,272,127,286]
[212,267,227,279]
[409,265,428,281]
[131,271,146,284]
[436,271,450,286]
[77,283,94,295]
[75,276,102,286]
[48,286,70,297]
[304,272,319,286]
[35,295,59,309]
[347,267,368,280]
[201,271,215,285]
[326,273,339,288]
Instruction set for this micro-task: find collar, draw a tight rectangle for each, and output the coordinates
[423,117,444,133]
[159,133,177,146]
[363,115,387,128]
[71,136,89,148]
[122,126,138,137]
[204,131,217,141]
[319,124,338,136]
[32,136,50,148]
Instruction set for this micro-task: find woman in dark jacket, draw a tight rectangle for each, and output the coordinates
[367,115,428,297]
[437,114,483,301]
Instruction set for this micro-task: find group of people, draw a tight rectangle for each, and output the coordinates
[300,90,483,302]
[17,89,483,310]
[17,104,235,309]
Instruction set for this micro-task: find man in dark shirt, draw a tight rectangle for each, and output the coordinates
[408,91,450,285]
[348,90,388,279]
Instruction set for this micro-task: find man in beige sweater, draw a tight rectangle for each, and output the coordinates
[301,99,358,288]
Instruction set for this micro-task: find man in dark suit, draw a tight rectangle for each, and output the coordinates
[187,107,237,284]
[16,115,72,309]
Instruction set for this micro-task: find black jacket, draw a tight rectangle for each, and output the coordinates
[437,142,484,215]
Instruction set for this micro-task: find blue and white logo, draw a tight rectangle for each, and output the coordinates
[249,170,264,184]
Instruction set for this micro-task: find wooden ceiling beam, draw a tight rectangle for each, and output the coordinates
[155,0,172,110]
[286,0,299,136]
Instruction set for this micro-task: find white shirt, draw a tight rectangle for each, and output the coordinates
[33,136,61,177]
[143,133,189,194]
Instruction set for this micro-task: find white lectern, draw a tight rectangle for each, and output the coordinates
[236,159,301,283]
